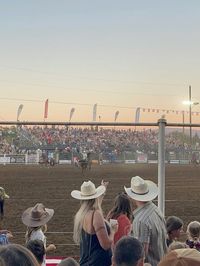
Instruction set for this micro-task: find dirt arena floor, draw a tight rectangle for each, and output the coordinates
[0,163,200,257]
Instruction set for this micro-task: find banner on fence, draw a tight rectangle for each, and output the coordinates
[137,153,148,163]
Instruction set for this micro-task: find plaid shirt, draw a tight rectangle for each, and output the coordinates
[133,202,168,266]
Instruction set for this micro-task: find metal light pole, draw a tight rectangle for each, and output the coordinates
[189,86,192,146]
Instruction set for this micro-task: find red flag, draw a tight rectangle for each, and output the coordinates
[44,99,48,119]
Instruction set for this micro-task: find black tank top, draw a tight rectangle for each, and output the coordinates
[79,211,112,266]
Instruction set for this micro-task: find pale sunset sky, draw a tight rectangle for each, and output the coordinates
[0,1,200,123]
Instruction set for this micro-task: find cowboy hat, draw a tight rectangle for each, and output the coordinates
[71,180,106,200]
[124,176,158,201]
[22,203,54,227]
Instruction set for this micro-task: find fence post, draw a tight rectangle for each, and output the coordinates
[158,118,167,215]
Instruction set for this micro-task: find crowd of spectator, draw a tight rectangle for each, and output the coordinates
[1,175,200,265]
[1,126,200,160]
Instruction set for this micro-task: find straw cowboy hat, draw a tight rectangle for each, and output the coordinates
[22,203,54,227]
[71,180,106,200]
[124,176,158,201]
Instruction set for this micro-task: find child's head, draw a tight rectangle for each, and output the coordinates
[187,221,200,241]
[166,216,183,240]
[22,203,54,229]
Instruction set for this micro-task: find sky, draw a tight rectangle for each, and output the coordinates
[1,1,200,124]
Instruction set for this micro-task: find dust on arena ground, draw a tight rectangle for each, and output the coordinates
[0,163,199,257]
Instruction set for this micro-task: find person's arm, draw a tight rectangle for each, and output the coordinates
[93,210,118,250]
[133,222,150,258]
[46,244,56,252]
[143,242,150,257]
[98,180,109,206]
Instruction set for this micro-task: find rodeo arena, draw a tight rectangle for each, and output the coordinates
[1,115,200,266]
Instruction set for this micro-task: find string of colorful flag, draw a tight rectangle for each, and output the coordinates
[140,108,200,115]
[16,100,200,122]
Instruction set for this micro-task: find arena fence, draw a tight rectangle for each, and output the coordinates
[1,118,200,216]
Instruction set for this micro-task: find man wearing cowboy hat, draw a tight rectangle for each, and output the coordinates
[124,176,168,266]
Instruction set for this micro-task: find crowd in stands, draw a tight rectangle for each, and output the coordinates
[1,126,200,157]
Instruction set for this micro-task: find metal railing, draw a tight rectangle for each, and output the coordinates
[1,118,200,216]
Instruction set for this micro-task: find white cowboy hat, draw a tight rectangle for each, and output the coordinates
[124,176,158,201]
[71,180,106,200]
[22,203,54,227]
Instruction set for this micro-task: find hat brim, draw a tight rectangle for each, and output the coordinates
[71,185,106,200]
[22,207,54,227]
[124,180,158,201]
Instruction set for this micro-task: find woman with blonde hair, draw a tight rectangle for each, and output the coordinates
[71,180,118,266]
[186,220,200,251]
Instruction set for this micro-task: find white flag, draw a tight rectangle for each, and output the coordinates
[114,110,119,122]
[69,108,75,121]
[93,104,97,121]
[135,107,140,123]
[17,104,24,121]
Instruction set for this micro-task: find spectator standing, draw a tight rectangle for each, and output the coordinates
[106,192,132,245]
[166,216,183,247]
[71,180,118,266]
[22,203,56,266]
[0,187,9,219]
[124,176,168,266]
[0,243,39,266]
[186,221,200,251]
[112,235,151,266]
[58,257,79,266]
[26,239,45,266]
[158,248,200,266]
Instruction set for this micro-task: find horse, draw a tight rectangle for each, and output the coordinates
[191,153,200,166]
[39,153,55,167]
[78,153,92,175]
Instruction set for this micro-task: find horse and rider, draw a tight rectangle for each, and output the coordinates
[77,151,92,173]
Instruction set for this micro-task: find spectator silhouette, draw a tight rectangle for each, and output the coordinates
[58,257,79,266]
[26,239,45,266]
[124,176,168,266]
[71,180,118,266]
[22,203,56,266]
[107,192,132,245]
[0,243,39,265]
[0,187,9,219]
[166,216,183,247]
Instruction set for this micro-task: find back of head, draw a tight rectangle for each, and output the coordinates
[58,257,79,266]
[25,239,45,264]
[187,221,200,240]
[108,192,132,220]
[168,241,188,251]
[166,216,183,233]
[158,248,200,266]
[0,244,39,266]
[113,236,144,266]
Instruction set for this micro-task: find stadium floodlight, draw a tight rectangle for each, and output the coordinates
[182,101,199,106]
[182,86,199,147]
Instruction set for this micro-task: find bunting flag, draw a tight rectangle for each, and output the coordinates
[17,104,24,121]
[44,99,49,119]
[93,104,97,122]
[135,107,140,123]
[140,107,200,116]
[69,108,75,121]
[114,110,119,122]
